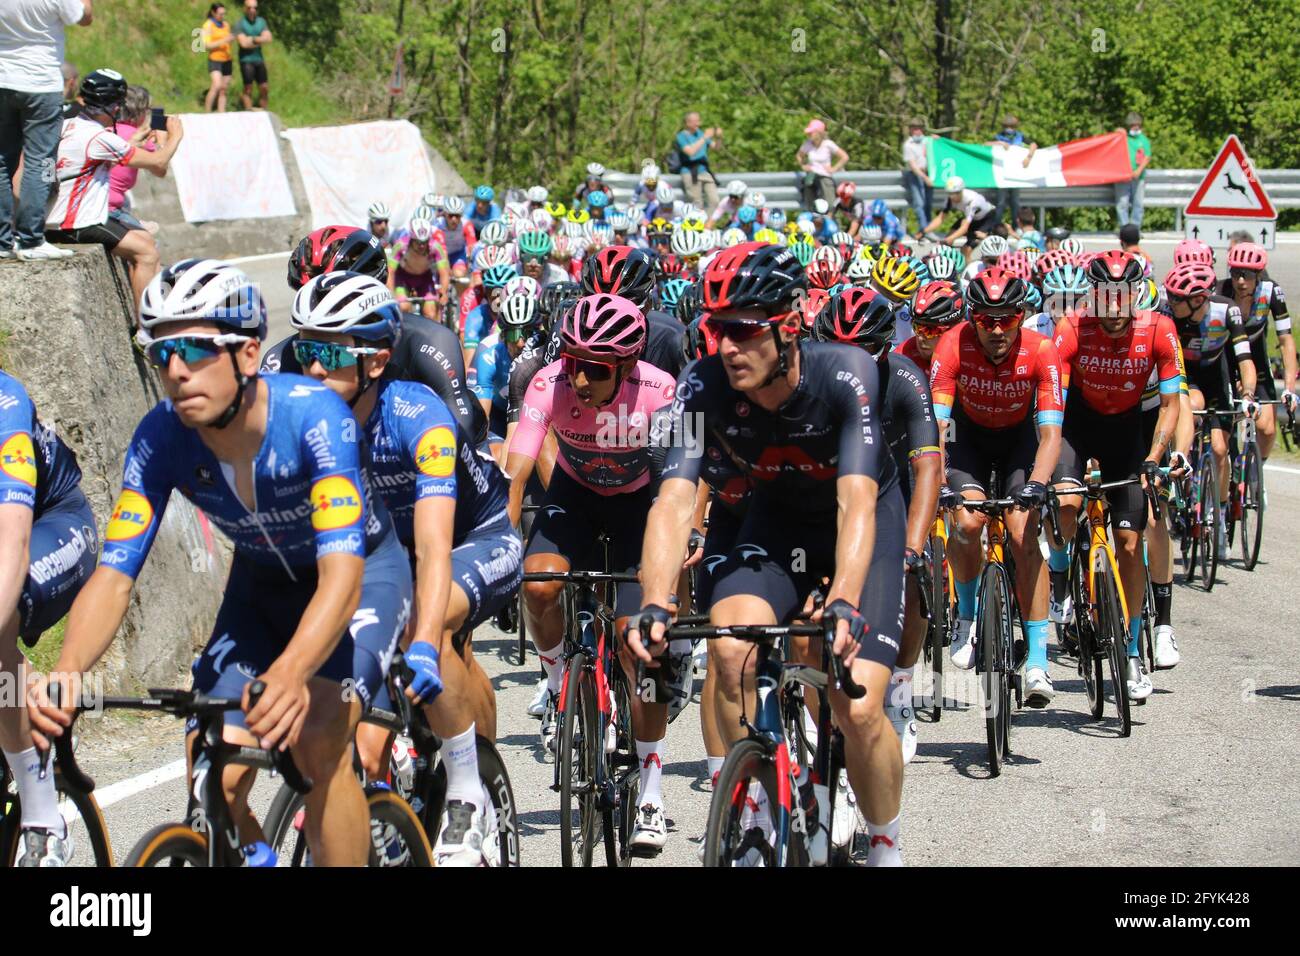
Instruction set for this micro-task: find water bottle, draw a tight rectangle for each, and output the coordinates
[391,735,416,796]
[242,840,277,867]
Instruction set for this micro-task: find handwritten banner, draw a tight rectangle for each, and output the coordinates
[169,112,297,222]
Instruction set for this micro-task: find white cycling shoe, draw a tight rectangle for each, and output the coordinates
[434,799,492,867]
[1153,625,1180,669]
[1049,592,1073,625]
[526,677,549,717]
[886,701,918,764]
[832,770,859,851]
[18,826,73,867]
[1024,667,1055,707]
[1126,657,1153,701]
[630,803,668,851]
[950,618,976,670]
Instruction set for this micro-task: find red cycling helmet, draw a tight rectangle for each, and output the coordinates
[1226,242,1267,271]
[806,256,842,290]
[995,250,1032,281]
[912,280,963,327]
[1086,249,1145,285]
[1173,238,1215,266]
[1163,262,1217,298]
[965,266,1029,311]
[701,241,805,316]
[580,245,656,307]
[288,226,388,290]
[836,181,857,203]
[656,253,685,278]
[813,287,895,352]
[801,287,831,330]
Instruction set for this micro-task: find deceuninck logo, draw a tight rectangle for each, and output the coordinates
[105,490,153,541]
[0,433,37,487]
[309,475,362,531]
[49,886,151,936]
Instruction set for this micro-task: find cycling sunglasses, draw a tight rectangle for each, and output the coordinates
[561,352,620,382]
[145,335,228,368]
[911,321,949,340]
[1165,291,1206,305]
[521,253,548,265]
[409,239,431,251]
[503,325,533,344]
[704,316,774,343]
[293,339,377,372]
[969,309,1024,332]
[1229,268,1259,281]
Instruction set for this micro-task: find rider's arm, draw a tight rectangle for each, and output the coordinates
[0,502,33,632]
[1173,391,1194,457]
[504,366,554,525]
[1030,337,1065,484]
[410,497,455,648]
[640,476,698,611]
[0,410,38,632]
[896,358,942,553]
[1225,303,1256,397]
[1149,316,1186,461]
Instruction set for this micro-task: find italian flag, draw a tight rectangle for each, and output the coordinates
[928,131,1132,190]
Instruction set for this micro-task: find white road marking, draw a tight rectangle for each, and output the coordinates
[223,250,291,265]
[62,759,187,825]
[1264,463,1300,476]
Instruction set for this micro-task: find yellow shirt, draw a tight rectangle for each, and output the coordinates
[202,18,233,62]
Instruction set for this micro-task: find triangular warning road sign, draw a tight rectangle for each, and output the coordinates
[1184,135,1276,219]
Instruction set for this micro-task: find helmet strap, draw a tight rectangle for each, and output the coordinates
[759,323,795,388]
[209,345,251,430]
[349,355,373,409]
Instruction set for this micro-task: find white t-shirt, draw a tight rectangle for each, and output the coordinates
[947,189,995,224]
[901,136,928,172]
[801,138,840,177]
[47,114,136,230]
[0,0,85,94]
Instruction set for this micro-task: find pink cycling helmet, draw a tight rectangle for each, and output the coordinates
[1226,241,1267,271]
[1173,238,1215,266]
[562,294,646,360]
[995,250,1032,281]
[1163,262,1217,298]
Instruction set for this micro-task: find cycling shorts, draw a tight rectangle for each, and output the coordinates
[696,501,745,613]
[393,266,437,300]
[1245,335,1278,401]
[487,403,507,445]
[1187,353,1234,432]
[1052,397,1148,532]
[19,490,98,647]
[447,248,468,269]
[190,531,412,728]
[709,486,907,668]
[525,467,652,619]
[944,404,1039,498]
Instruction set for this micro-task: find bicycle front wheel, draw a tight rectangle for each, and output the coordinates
[1239,443,1264,570]
[1,783,115,867]
[558,653,601,867]
[1197,453,1219,591]
[703,738,797,867]
[977,565,1012,777]
[1095,559,1132,737]
[368,789,433,867]
[263,782,310,866]
[125,823,208,867]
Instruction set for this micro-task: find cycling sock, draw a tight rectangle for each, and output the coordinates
[1152,582,1173,628]
[537,644,563,693]
[3,747,64,832]
[1127,616,1142,658]
[865,814,902,865]
[439,724,482,805]
[636,739,666,807]
[954,576,979,621]
[706,756,724,784]
[889,665,914,712]
[1047,543,1071,573]
[1025,619,1049,671]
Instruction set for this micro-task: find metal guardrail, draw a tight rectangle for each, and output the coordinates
[604,168,1300,228]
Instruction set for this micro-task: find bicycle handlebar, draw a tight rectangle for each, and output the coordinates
[522,570,640,584]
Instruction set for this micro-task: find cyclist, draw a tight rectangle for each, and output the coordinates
[861,199,906,248]
[468,186,500,231]
[629,242,909,866]
[580,246,687,386]
[1044,226,1071,252]
[1049,251,1186,702]
[870,254,921,345]
[1218,243,1295,461]
[367,202,392,246]
[835,181,860,234]
[285,272,518,866]
[517,229,569,287]
[463,262,518,369]
[438,196,478,282]
[504,294,678,851]
[896,279,962,369]
[929,267,1063,707]
[924,176,999,256]
[1034,261,1090,337]
[1163,262,1256,551]
[960,235,1009,290]
[473,292,543,459]
[707,180,748,229]
[813,288,941,765]
[288,225,390,292]
[573,162,614,206]
[30,260,412,868]
[0,372,97,866]
[389,218,450,320]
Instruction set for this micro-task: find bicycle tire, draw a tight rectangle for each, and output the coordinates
[607,666,640,865]
[0,783,115,867]
[1141,574,1156,676]
[1240,443,1264,570]
[703,738,798,867]
[474,738,521,867]
[976,565,1011,777]
[558,653,601,867]
[1197,452,1219,591]
[263,782,309,866]
[928,534,948,721]
[516,589,528,666]
[1095,559,1132,737]
[125,823,208,867]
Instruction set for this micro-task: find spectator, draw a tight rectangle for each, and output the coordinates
[1115,111,1151,228]
[107,85,159,234]
[201,3,235,112]
[674,111,721,213]
[235,0,271,110]
[45,69,183,311]
[988,114,1036,227]
[1011,207,1044,250]
[60,60,78,112]
[900,118,933,239]
[796,119,848,210]
[1,0,94,261]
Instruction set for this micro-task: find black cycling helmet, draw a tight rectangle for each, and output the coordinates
[1086,249,1145,285]
[1045,226,1071,242]
[674,282,701,326]
[540,281,581,324]
[287,226,389,290]
[701,241,806,316]
[965,266,1029,312]
[580,245,657,309]
[80,68,128,113]
[813,287,896,354]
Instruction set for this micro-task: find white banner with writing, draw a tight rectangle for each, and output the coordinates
[169,112,297,222]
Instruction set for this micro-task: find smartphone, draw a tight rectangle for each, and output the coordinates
[150,107,166,131]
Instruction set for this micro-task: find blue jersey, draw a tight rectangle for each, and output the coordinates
[873,211,905,243]
[0,370,83,516]
[362,378,509,548]
[463,302,496,351]
[467,203,501,231]
[101,374,390,581]
[471,333,511,411]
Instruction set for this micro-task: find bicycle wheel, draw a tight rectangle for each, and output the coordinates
[976,565,1012,777]
[263,782,311,866]
[558,653,601,867]
[367,789,433,867]
[1197,453,1219,591]
[1239,443,1264,570]
[928,535,948,721]
[703,738,798,867]
[475,737,521,867]
[125,823,208,867]
[516,590,528,666]
[1141,575,1156,675]
[0,784,115,867]
[1095,559,1132,737]
[608,666,640,865]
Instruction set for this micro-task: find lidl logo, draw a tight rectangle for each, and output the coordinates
[415,427,456,478]
[310,476,363,531]
[0,433,37,487]
[106,490,153,541]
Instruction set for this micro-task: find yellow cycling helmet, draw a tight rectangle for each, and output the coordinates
[783,221,800,237]
[681,215,707,232]
[544,201,568,219]
[566,207,591,225]
[753,228,782,245]
[648,217,672,236]
[871,255,920,301]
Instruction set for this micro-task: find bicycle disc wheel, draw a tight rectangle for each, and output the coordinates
[977,566,1010,777]
[125,823,208,867]
[1197,454,1219,591]
[1095,560,1132,737]
[1240,444,1264,570]
[263,782,310,866]
[476,738,521,867]
[928,535,948,721]
[367,789,433,867]
[703,738,794,867]
[558,654,600,867]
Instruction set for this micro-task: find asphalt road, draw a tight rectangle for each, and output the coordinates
[48,236,1300,867]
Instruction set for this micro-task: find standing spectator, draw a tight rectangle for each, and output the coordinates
[1115,111,1151,228]
[60,61,78,111]
[674,111,721,213]
[988,114,1036,227]
[201,3,234,112]
[0,0,93,261]
[900,118,932,239]
[107,85,158,234]
[235,0,271,110]
[796,119,848,210]
[45,70,183,310]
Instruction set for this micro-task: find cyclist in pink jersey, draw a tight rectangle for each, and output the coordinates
[503,294,680,853]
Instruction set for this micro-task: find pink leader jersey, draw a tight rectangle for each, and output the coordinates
[511,360,677,495]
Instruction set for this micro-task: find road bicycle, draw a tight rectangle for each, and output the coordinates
[1176,410,1220,591]
[917,509,954,722]
[1224,399,1281,571]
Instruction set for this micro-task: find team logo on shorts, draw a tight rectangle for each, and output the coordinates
[310,476,363,531]
[414,427,457,478]
[105,489,153,541]
[0,433,37,487]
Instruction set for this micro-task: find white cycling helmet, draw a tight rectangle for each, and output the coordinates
[796,219,816,236]
[812,244,844,273]
[626,203,645,224]
[830,231,854,248]
[813,198,830,215]
[527,185,548,204]
[586,161,605,179]
[655,182,675,206]
[1060,237,1085,257]
[945,175,965,193]
[476,244,514,269]
[977,235,1009,259]
[367,201,390,221]
[607,211,631,232]
[861,223,883,243]
[408,218,434,243]
[745,191,766,209]
[845,255,874,283]
[480,220,511,246]
[563,218,586,239]
[138,258,267,341]
[500,292,540,328]
[722,227,747,247]
[442,195,465,215]
[641,163,660,183]
[530,208,554,232]
[504,275,541,299]
[701,229,720,251]
[422,191,442,209]
[726,179,747,198]
[926,255,957,280]
[289,272,400,342]
[671,227,706,257]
